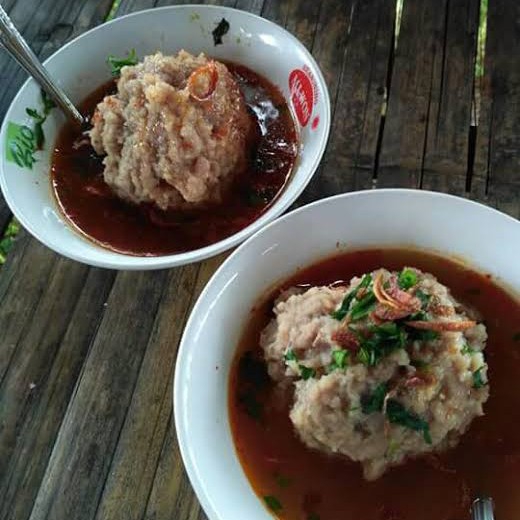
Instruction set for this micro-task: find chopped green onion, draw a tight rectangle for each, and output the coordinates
[415,289,431,309]
[263,495,283,512]
[331,274,372,321]
[461,343,475,355]
[299,365,315,380]
[328,349,350,372]
[349,292,377,321]
[398,268,418,289]
[284,349,297,362]
[107,49,138,76]
[473,367,486,389]
[410,359,429,369]
[386,399,432,444]
[361,383,388,414]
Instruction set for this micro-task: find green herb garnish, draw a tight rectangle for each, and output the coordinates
[356,322,407,367]
[513,332,520,342]
[415,289,431,309]
[275,473,291,488]
[308,514,320,520]
[284,349,297,362]
[107,49,138,76]
[300,365,315,380]
[473,367,486,389]
[361,383,387,414]
[408,329,440,342]
[410,359,429,369]
[263,495,283,512]
[331,274,372,321]
[328,349,350,372]
[386,399,432,444]
[398,268,418,289]
[349,291,377,321]
[0,219,20,265]
[461,343,475,355]
[331,292,356,321]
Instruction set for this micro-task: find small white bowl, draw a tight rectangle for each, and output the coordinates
[174,189,520,520]
[0,5,330,269]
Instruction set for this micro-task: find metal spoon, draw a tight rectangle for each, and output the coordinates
[0,5,84,126]
[471,497,495,520]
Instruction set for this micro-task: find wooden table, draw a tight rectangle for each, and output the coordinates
[0,0,518,518]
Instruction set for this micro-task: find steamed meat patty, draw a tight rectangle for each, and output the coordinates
[260,267,489,480]
[89,51,252,210]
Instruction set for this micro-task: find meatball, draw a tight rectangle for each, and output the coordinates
[260,268,489,480]
[89,51,252,210]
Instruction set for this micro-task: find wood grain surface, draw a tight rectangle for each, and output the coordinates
[0,0,519,519]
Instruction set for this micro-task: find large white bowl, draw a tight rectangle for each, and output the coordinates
[0,5,330,269]
[174,189,520,520]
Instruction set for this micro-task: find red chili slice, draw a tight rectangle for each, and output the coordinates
[188,62,218,101]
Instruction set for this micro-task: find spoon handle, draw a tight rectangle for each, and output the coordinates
[471,497,495,520]
[0,5,84,126]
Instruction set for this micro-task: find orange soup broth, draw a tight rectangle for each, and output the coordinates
[229,248,520,520]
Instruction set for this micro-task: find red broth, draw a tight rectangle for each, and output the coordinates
[229,248,520,520]
[51,62,297,256]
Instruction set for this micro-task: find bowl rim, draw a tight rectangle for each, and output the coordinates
[0,4,331,270]
[173,187,520,519]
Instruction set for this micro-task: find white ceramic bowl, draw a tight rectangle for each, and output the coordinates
[174,189,520,520]
[0,5,330,269]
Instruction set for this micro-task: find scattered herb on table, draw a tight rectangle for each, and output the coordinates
[107,49,138,76]
[386,399,432,444]
[263,495,283,512]
[0,219,20,264]
[361,382,388,414]
[473,367,486,389]
[212,17,230,45]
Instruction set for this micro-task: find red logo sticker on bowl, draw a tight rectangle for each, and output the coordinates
[289,66,318,128]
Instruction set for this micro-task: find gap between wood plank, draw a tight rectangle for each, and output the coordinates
[372,2,397,181]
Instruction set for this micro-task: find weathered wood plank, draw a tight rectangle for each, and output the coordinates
[377,0,447,188]
[0,238,57,383]
[142,255,226,520]
[93,265,200,520]
[0,267,115,520]
[28,270,169,520]
[0,257,89,475]
[474,0,520,218]
[421,0,479,192]
[302,0,395,203]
